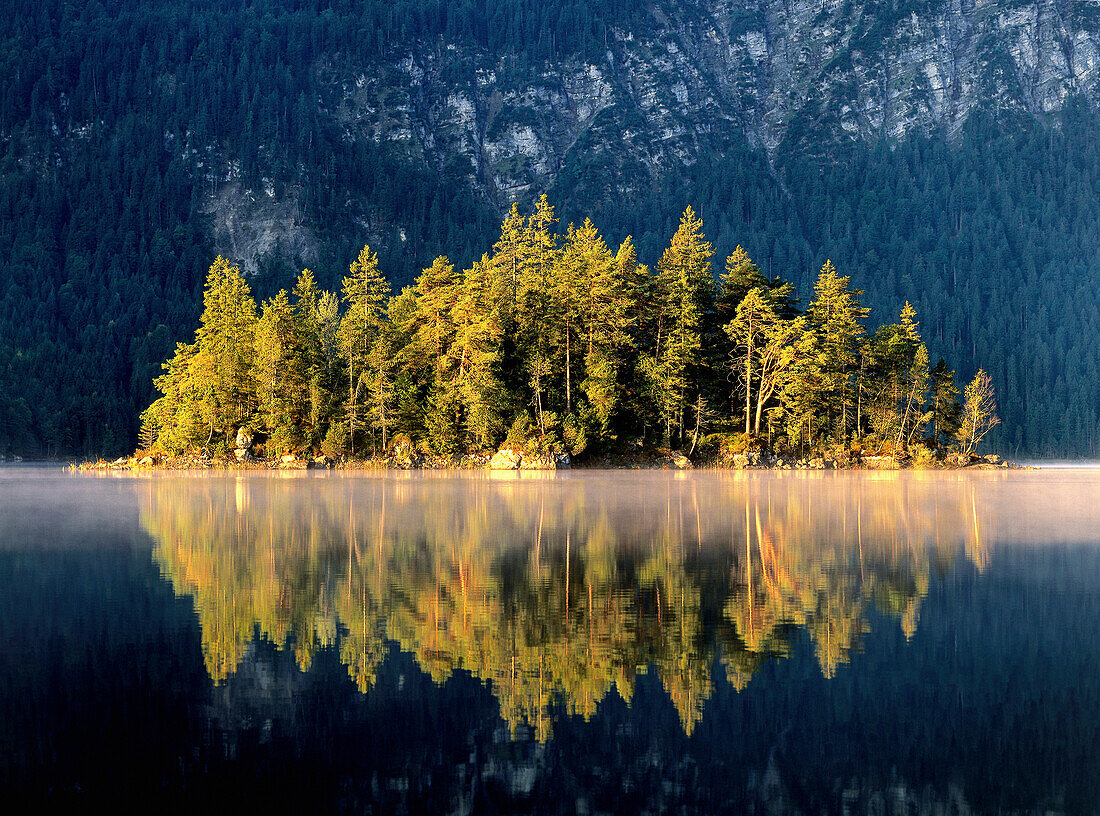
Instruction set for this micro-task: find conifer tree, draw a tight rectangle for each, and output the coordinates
[717,246,795,320]
[570,222,635,432]
[931,358,962,447]
[254,290,303,454]
[338,245,390,453]
[291,269,334,449]
[652,207,714,445]
[399,256,463,454]
[862,302,930,449]
[142,340,204,454]
[806,260,868,442]
[512,198,562,426]
[193,256,258,445]
[453,257,508,448]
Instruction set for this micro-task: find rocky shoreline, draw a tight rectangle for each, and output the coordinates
[80,446,1023,473]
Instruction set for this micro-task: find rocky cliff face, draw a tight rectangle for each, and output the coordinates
[311,0,1100,212]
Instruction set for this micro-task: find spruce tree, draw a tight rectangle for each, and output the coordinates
[338,245,391,453]
[931,358,961,447]
[806,260,868,442]
[653,207,714,445]
[192,256,258,446]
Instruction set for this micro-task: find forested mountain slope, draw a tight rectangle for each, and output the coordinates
[3,0,1100,456]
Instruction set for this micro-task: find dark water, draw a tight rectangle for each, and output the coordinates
[2,467,1100,814]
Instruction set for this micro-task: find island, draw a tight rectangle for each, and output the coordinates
[94,200,1004,472]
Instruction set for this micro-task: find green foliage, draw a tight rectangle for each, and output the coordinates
[320,421,348,460]
[137,200,986,461]
[957,369,1001,456]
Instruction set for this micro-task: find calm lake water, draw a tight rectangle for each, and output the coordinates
[2,467,1100,814]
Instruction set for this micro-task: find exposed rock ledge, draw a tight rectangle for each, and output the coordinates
[488,448,572,470]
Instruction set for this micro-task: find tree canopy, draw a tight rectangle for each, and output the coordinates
[140,201,994,462]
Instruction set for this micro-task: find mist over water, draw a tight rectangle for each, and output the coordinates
[2,468,1099,813]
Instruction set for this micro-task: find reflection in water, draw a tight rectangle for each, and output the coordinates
[142,472,991,740]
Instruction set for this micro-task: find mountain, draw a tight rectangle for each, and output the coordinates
[3,0,1100,457]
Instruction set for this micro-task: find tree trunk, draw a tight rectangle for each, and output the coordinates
[754,385,765,436]
[745,331,752,436]
[348,360,355,455]
[565,327,571,414]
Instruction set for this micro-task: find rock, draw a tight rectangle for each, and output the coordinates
[281,454,297,464]
[520,453,556,470]
[139,456,154,466]
[490,448,570,470]
[312,456,334,468]
[489,449,522,470]
[113,457,127,465]
[518,451,571,470]
[655,451,692,469]
[235,427,254,451]
[235,448,252,462]
[983,454,1001,464]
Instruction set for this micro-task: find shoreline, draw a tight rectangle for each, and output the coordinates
[77,448,1026,473]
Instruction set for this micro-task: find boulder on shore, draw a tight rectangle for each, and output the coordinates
[489,449,522,470]
[655,451,693,469]
[489,448,570,470]
[520,452,572,470]
[235,427,254,450]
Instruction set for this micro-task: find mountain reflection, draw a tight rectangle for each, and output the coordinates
[140,472,990,740]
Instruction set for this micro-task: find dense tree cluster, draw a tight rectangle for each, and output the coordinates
[142,200,995,461]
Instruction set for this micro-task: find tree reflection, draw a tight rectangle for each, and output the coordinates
[141,473,990,740]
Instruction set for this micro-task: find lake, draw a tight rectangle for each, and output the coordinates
[2,467,1099,814]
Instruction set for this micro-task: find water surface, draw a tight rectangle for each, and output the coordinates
[2,467,1099,813]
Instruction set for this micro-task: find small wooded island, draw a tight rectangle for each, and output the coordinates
[100,200,1006,471]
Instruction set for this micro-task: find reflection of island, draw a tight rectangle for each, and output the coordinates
[142,473,989,739]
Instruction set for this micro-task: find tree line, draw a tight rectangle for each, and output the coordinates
[141,199,997,461]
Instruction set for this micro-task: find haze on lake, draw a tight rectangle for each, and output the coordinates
[2,468,1099,813]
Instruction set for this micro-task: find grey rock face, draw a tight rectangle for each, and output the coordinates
[313,0,1100,213]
